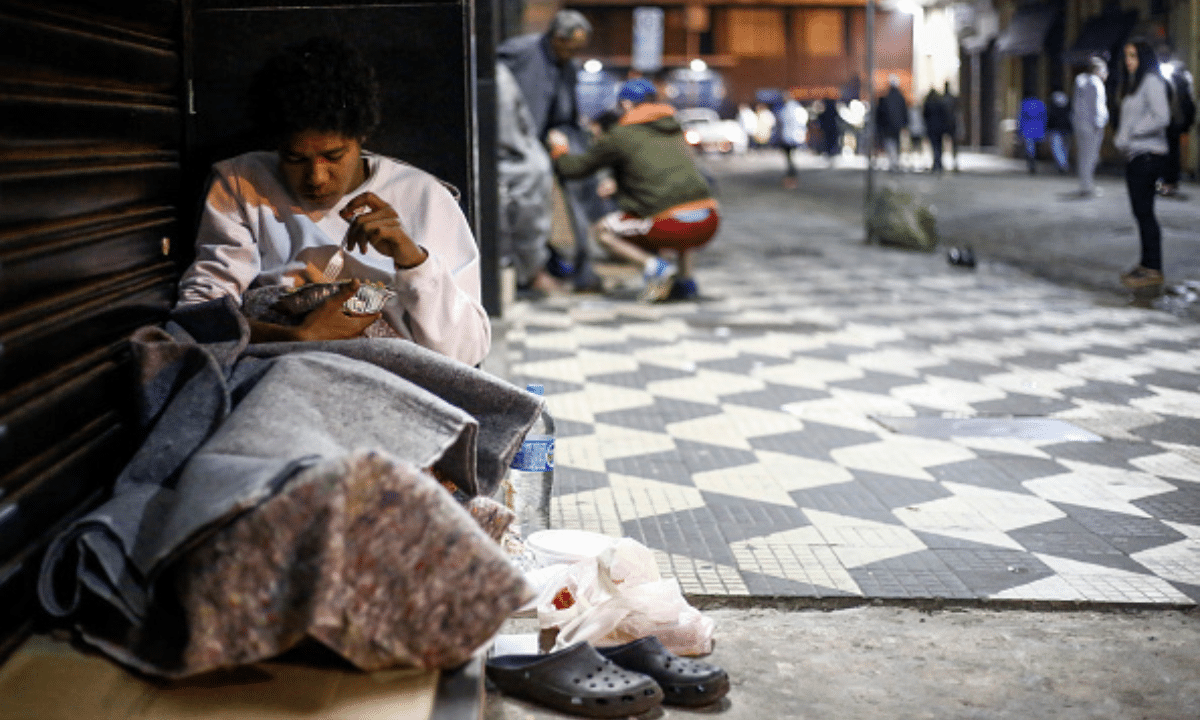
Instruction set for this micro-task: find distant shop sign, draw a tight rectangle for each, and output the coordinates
[632,7,664,72]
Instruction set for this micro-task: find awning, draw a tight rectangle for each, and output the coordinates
[1063,9,1139,64]
[996,5,1058,56]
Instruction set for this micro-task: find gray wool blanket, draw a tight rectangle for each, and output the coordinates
[37,296,541,675]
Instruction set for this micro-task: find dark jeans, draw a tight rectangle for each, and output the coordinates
[929,131,945,170]
[782,144,797,177]
[1125,153,1168,271]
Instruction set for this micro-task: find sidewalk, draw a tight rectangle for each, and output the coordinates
[494,157,1200,607]
[708,149,1200,314]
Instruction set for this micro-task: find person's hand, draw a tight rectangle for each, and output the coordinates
[546,129,570,158]
[340,192,428,269]
[596,177,617,198]
[295,280,381,341]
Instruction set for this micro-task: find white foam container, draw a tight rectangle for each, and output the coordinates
[524,529,618,567]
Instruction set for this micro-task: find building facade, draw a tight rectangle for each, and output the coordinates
[517,0,925,114]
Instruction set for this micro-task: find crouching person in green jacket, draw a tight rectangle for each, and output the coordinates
[547,79,720,302]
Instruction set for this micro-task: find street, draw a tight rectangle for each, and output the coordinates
[694,148,1200,319]
[485,150,1200,719]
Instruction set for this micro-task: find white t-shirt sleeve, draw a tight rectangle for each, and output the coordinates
[387,174,491,367]
[177,167,262,306]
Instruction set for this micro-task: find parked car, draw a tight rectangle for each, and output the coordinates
[676,108,749,154]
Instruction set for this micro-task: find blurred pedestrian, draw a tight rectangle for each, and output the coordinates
[818,98,842,161]
[1114,40,1171,290]
[1159,57,1195,198]
[753,102,776,149]
[498,10,604,292]
[778,92,808,188]
[496,63,560,297]
[907,103,926,169]
[738,103,758,144]
[923,87,951,173]
[877,75,908,172]
[943,82,960,171]
[1018,95,1046,173]
[1046,90,1072,174]
[1072,57,1109,197]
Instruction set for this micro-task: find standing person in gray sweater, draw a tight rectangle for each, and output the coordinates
[1114,40,1172,290]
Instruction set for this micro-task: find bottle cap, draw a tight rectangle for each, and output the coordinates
[526,383,545,396]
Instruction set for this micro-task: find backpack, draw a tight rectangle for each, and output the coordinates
[1167,69,1196,132]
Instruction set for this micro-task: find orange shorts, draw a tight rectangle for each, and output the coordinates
[601,207,720,252]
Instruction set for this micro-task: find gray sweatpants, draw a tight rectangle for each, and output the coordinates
[1075,126,1104,193]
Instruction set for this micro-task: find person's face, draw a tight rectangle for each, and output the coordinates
[278,129,366,209]
[1124,44,1139,76]
[550,28,588,62]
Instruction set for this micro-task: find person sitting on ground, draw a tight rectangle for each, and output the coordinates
[546,78,720,302]
[176,35,490,367]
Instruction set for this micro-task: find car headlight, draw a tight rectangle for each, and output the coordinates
[685,130,701,145]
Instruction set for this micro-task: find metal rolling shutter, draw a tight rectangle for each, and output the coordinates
[0,0,182,657]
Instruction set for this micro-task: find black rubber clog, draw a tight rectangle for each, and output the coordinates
[596,636,730,707]
[486,641,664,718]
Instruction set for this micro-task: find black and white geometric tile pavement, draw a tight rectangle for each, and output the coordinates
[502,197,1200,605]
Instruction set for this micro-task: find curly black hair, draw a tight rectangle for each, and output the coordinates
[248,36,382,144]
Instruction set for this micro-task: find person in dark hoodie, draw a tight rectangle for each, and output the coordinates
[547,78,719,302]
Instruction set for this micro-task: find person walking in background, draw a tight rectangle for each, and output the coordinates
[943,81,961,171]
[1158,58,1195,198]
[923,86,951,173]
[753,102,776,150]
[1018,95,1047,173]
[1072,57,1109,197]
[1114,40,1171,290]
[877,75,908,172]
[778,92,808,188]
[907,103,926,170]
[737,103,758,147]
[818,98,842,162]
[1046,90,1072,174]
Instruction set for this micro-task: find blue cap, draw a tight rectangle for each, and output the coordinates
[617,78,656,104]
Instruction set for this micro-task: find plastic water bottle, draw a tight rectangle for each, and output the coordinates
[507,383,555,538]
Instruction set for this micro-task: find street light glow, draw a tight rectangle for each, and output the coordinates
[584,59,603,74]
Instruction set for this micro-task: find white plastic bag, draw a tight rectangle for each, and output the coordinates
[535,538,715,656]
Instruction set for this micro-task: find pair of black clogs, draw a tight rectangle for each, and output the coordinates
[486,635,729,717]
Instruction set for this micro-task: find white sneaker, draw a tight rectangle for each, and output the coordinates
[639,258,677,302]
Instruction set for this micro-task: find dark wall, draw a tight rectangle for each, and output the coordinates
[188,2,468,201]
[0,0,183,659]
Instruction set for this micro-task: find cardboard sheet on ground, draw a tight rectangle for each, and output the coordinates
[0,634,455,720]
